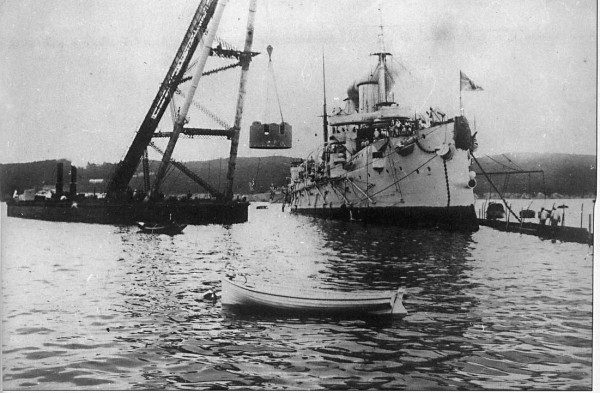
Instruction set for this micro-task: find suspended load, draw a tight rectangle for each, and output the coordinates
[249,121,292,149]
[250,45,292,149]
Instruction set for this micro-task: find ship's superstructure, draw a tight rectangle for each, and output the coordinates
[286,29,479,230]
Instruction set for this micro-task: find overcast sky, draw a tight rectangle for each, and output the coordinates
[0,0,596,166]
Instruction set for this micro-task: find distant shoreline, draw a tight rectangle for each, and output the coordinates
[0,152,596,201]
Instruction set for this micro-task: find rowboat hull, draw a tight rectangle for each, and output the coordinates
[136,221,187,235]
[221,278,407,316]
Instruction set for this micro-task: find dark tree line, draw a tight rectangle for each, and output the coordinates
[1,153,596,200]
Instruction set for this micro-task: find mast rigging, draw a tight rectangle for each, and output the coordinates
[322,49,328,145]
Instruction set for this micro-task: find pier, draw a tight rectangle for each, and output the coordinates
[477,219,592,244]
[477,204,593,245]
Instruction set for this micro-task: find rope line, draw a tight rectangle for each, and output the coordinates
[293,137,439,201]
[270,63,285,123]
[471,153,522,223]
[293,125,450,203]
[365,155,438,201]
[415,134,436,154]
[502,153,524,171]
[337,134,434,178]
[292,154,436,202]
[485,154,520,171]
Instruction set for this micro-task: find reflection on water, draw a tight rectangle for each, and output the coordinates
[1,202,592,390]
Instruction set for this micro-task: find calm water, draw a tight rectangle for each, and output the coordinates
[1,201,593,390]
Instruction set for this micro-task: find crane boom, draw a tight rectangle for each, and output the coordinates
[106,0,217,199]
[224,0,257,200]
[152,0,229,194]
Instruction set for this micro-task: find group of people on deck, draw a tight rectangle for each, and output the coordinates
[330,119,422,141]
[539,206,561,226]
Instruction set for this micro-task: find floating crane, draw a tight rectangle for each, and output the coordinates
[7,0,259,226]
[106,0,260,202]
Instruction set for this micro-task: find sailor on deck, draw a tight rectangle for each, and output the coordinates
[539,207,548,225]
[550,207,561,226]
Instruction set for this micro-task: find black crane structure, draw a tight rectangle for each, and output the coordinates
[105,0,259,201]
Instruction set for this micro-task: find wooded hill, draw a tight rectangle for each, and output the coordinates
[472,153,596,198]
[0,156,295,199]
[0,153,596,200]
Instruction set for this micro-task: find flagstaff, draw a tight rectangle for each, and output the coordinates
[459,70,483,115]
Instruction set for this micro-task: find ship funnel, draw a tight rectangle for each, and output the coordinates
[346,61,399,113]
[347,76,379,114]
[70,166,77,199]
[56,162,64,199]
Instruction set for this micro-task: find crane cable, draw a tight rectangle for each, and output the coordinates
[263,45,285,124]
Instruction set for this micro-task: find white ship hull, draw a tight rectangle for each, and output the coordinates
[286,117,478,231]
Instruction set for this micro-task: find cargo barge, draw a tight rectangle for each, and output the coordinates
[6,198,248,225]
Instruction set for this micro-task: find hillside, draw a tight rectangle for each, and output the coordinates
[0,153,596,200]
[473,152,596,198]
[0,156,296,199]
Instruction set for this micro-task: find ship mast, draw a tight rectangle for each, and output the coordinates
[372,6,390,105]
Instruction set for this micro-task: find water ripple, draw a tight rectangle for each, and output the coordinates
[2,203,593,390]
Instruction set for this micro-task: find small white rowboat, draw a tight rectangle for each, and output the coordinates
[221,277,407,316]
[136,221,186,235]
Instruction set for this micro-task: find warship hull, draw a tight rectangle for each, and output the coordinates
[291,205,477,231]
[287,117,478,231]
